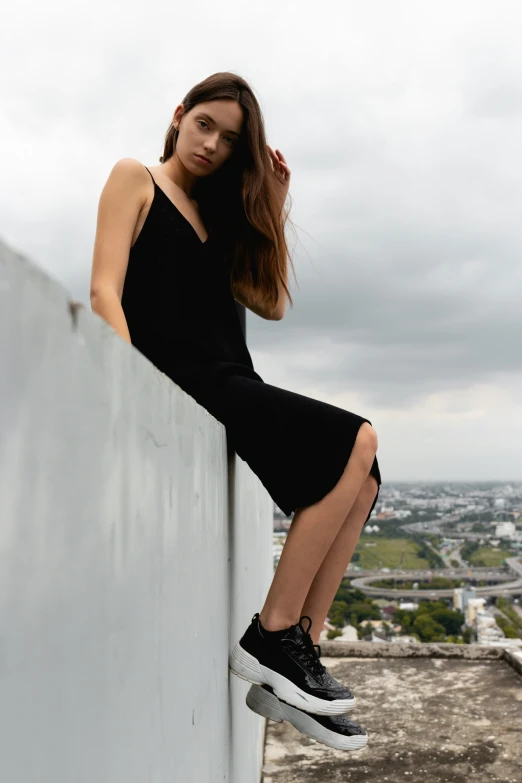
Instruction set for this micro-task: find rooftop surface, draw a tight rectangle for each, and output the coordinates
[262,643,522,783]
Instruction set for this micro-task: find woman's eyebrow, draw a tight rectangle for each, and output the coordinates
[198,112,241,137]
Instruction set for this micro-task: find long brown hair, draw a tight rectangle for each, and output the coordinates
[159,72,296,313]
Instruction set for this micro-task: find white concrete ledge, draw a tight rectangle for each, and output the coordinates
[0,238,272,783]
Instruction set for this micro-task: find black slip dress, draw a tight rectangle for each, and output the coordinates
[121,165,381,522]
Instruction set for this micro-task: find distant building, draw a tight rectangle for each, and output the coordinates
[453,588,462,611]
[454,587,476,613]
[398,602,419,612]
[495,521,516,540]
[372,598,398,608]
[476,614,505,645]
[336,625,359,642]
[382,605,398,621]
[465,598,486,628]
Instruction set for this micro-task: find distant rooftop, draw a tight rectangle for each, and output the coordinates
[262,642,522,783]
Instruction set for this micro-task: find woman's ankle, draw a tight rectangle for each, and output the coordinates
[259,611,299,632]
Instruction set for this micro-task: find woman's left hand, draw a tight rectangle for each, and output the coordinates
[267,145,291,207]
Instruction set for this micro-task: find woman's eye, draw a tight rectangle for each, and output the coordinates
[198,121,234,144]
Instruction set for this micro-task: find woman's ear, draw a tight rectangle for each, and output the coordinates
[173,103,185,127]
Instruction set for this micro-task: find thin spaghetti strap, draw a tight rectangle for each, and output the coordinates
[144,166,155,184]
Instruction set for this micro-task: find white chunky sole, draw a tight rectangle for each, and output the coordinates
[229,642,355,716]
[246,684,368,751]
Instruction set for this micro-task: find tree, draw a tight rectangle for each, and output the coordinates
[350,612,363,637]
[462,628,473,644]
[349,602,381,623]
[461,541,479,563]
[335,586,367,604]
[431,608,465,636]
[399,613,412,628]
[413,614,446,642]
[329,600,348,628]
[381,621,392,638]
[327,629,343,640]
[360,621,373,639]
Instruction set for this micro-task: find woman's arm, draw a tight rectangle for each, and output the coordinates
[90,288,133,343]
[90,158,148,343]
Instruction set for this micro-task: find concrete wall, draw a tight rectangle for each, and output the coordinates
[0,239,273,782]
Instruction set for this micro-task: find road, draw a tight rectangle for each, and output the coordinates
[446,545,465,567]
[346,566,509,579]
[349,558,522,600]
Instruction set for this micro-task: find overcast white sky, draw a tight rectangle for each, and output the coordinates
[2,1,521,482]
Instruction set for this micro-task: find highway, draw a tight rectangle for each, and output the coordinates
[348,558,522,599]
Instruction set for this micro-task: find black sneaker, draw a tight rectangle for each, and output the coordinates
[229,613,355,715]
[246,683,368,751]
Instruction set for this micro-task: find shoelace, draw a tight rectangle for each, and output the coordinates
[300,619,350,689]
[293,617,327,677]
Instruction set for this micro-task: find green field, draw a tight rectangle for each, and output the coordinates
[468,547,512,567]
[353,537,431,570]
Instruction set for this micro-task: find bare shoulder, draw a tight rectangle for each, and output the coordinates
[106,157,150,194]
[99,158,152,228]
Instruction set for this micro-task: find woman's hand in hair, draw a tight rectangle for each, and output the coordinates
[267,145,291,210]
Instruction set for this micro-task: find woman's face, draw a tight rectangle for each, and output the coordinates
[174,99,243,176]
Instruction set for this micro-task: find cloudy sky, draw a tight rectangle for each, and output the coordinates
[2,1,521,482]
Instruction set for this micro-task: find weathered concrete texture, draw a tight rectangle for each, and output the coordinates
[319,641,522,679]
[320,640,509,660]
[263,657,522,783]
[503,648,522,678]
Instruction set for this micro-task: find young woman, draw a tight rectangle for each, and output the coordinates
[90,71,380,751]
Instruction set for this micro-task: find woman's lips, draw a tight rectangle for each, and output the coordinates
[195,154,212,165]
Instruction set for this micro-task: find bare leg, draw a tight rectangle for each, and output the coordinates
[300,474,379,644]
[259,423,378,631]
